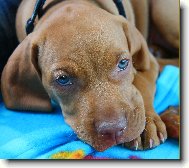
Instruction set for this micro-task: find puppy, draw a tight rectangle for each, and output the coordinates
[1,0,168,151]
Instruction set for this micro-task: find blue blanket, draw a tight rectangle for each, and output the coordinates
[0,65,179,159]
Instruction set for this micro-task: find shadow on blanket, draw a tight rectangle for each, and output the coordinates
[0,65,179,159]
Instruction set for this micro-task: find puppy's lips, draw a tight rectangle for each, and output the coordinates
[93,133,125,151]
[94,139,116,152]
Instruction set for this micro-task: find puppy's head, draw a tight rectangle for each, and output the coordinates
[1,3,150,151]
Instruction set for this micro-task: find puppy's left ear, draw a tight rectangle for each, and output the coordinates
[123,20,150,71]
[1,33,52,112]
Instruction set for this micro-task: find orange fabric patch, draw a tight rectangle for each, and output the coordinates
[51,150,85,159]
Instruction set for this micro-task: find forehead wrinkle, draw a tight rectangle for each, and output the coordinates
[39,4,129,81]
[68,26,126,75]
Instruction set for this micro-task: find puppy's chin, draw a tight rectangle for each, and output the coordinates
[92,139,116,152]
[91,135,135,152]
[92,135,139,152]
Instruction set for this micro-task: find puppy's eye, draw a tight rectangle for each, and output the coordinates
[118,59,129,71]
[56,75,72,86]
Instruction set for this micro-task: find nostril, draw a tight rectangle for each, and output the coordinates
[95,118,127,137]
[116,127,126,137]
[97,127,125,139]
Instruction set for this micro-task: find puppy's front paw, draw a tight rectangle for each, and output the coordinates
[123,114,167,150]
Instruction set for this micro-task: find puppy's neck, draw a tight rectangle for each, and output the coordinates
[29,0,120,35]
[17,0,122,41]
[41,0,120,16]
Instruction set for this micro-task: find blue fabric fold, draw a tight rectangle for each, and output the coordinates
[0,65,180,159]
[154,65,179,114]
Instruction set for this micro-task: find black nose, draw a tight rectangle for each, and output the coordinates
[95,117,127,138]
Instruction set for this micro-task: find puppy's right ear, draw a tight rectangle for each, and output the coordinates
[122,20,150,71]
[1,33,52,112]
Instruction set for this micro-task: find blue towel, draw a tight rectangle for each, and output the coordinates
[0,65,179,159]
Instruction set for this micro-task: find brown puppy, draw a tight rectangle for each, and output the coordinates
[1,0,167,151]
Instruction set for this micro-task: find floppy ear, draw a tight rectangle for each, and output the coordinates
[123,20,150,71]
[1,33,52,112]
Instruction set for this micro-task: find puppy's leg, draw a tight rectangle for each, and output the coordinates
[160,106,179,139]
[124,56,167,150]
[151,0,179,49]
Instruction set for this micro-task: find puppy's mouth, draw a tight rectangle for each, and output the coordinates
[94,129,126,151]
